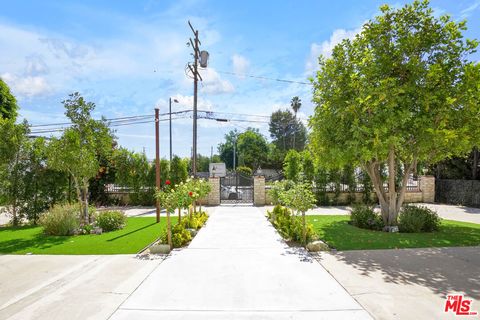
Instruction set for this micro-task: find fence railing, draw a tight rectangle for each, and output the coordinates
[105,184,154,193]
[436,179,480,207]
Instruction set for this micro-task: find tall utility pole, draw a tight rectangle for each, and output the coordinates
[233,139,236,171]
[154,108,161,223]
[169,98,173,163]
[168,97,178,163]
[187,20,208,177]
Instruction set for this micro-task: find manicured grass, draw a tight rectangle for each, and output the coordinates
[0,217,177,255]
[307,215,480,251]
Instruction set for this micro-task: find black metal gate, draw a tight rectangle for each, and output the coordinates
[220,172,254,204]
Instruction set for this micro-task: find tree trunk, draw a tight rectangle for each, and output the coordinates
[11,150,20,226]
[364,152,417,228]
[387,147,397,226]
[473,147,478,180]
[178,208,181,223]
[167,210,172,249]
[293,113,297,150]
[301,211,306,246]
[82,181,89,224]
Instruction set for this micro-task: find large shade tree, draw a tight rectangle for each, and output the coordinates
[0,119,29,225]
[236,128,269,170]
[310,0,480,226]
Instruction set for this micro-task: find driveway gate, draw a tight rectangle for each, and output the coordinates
[220,172,254,204]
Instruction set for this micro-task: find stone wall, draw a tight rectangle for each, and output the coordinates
[420,175,435,203]
[207,177,220,206]
[253,176,266,206]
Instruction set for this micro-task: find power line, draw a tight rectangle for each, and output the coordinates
[215,70,312,85]
[29,117,185,135]
[29,114,154,128]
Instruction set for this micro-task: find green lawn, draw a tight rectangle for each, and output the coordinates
[0,217,177,255]
[307,215,480,251]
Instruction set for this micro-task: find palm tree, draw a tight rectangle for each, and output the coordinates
[290,96,301,149]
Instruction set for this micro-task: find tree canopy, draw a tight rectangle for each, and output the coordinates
[0,79,18,120]
[269,109,307,152]
[236,128,269,170]
[218,129,238,169]
[310,0,480,225]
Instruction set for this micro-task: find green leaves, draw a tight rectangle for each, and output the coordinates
[310,0,480,169]
[0,79,18,120]
[278,182,316,214]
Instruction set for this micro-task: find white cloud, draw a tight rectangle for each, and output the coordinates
[198,68,234,94]
[461,1,480,18]
[232,54,250,75]
[305,27,360,74]
[156,94,213,111]
[24,55,49,76]
[0,20,191,99]
[1,73,51,97]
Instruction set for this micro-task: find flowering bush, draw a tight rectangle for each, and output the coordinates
[155,178,210,248]
[96,210,126,232]
[182,211,208,230]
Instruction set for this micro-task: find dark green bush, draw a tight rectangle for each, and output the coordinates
[267,205,315,243]
[39,204,80,236]
[350,204,384,231]
[96,210,126,232]
[398,205,441,233]
[236,166,253,176]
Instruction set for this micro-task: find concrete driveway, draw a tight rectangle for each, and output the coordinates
[0,255,163,320]
[110,206,372,319]
[316,247,480,320]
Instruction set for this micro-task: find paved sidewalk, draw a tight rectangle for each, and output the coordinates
[111,206,372,319]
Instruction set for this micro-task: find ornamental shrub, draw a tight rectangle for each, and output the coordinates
[268,180,293,205]
[350,204,384,231]
[162,223,192,248]
[398,205,441,233]
[96,210,126,232]
[40,204,80,236]
[267,205,316,243]
[182,211,208,230]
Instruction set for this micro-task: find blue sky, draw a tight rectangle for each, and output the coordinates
[1,0,479,160]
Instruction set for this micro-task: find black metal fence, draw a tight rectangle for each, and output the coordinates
[436,179,480,208]
[220,172,254,204]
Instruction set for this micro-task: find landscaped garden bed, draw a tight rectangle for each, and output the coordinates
[0,217,177,255]
[308,215,480,251]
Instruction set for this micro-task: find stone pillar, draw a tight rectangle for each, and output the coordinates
[420,175,435,203]
[254,176,266,206]
[207,177,220,205]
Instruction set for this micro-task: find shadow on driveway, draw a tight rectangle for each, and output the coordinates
[318,246,480,300]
